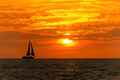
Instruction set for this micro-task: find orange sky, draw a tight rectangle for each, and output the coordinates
[0,0,120,58]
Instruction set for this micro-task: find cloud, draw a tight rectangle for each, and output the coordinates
[81,28,120,40]
[0,31,64,41]
[0,31,40,40]
[0,0,120,31]
[110,28,120,37]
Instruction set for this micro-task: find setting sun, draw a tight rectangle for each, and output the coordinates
[57,38,76,47]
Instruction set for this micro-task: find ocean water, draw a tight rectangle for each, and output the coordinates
[0,59,119,80]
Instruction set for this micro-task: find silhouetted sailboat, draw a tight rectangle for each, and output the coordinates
[22,40,35,59]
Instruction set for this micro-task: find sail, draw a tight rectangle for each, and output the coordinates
[22,40,35,59]
[25,40,35,57]
[31,42,35,56]
[26,41,31,56]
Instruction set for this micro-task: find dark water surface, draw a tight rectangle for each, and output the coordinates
[0,59,120,80]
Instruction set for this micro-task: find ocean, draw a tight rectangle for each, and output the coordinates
[0,59,119,80]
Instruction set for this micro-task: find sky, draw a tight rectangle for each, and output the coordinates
[0,0,120,58]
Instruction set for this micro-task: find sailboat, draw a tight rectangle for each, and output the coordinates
[22,40,35,59]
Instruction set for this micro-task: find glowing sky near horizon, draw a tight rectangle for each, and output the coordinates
[0,0,120,58]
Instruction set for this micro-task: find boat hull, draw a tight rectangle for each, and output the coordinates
[22,56,34,59]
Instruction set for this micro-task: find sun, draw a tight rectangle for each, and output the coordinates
[62,38,73,44]
[57,38,76,47]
